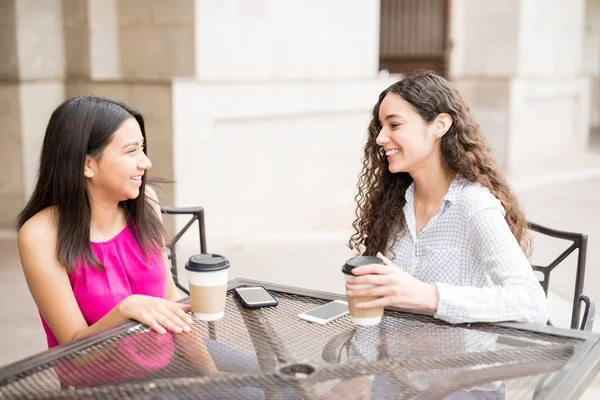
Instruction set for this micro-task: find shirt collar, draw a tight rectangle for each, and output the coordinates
[444,173,468,204]
[404,173,467,206]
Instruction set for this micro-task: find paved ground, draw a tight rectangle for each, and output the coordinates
[1,132,599,397]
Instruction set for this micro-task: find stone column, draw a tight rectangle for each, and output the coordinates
[449,0,591,173]
[63,0,197,214]
[116,0,195,212]
[0,0,195,229]
[583,0,600,130]
[0,0,65,229]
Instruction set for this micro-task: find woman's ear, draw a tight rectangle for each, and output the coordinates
[433,113,453,139]
[84,155,96,179]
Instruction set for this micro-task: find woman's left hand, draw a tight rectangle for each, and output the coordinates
[345,252,439,311]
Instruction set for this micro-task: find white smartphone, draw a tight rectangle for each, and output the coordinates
[298,300,349,325]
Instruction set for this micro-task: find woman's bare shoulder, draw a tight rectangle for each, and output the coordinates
[18,206,58,246]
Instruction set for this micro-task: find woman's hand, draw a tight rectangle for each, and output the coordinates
[118,294,193,334]
[345,252,439,311]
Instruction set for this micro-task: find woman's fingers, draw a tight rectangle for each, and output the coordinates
[347,284,394,298]
[376,251,396,267]
[152,310,185,333]
[138,311,167,334]
[159,306,192,333]
[120,296,197,334]
[170,304,194,326]
[180,303,192,312]
[352,263,393,276]
[351,252,396,276]
[355,296,393,309]
[150,320,168,334]
[346,274,394,286]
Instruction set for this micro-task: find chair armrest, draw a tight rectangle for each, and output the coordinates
[158,205,207,296]
[161,206,204,215]
[579,295,595,331]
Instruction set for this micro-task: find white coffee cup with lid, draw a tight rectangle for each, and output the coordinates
[185,254,230,321]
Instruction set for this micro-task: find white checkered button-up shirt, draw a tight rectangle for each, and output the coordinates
[389,174,549,325]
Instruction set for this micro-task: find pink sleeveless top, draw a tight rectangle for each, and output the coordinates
[40,225,176,386]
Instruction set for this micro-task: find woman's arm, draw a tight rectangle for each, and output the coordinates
[18,209,192,345]
[434,207,549,324]
[346,207,548,325]
[18,210,127,344]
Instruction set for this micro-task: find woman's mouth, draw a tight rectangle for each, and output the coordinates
[385,148,401,157]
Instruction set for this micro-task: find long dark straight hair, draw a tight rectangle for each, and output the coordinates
[17,96,166,272]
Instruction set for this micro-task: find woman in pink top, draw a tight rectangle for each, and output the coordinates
[16,96,219,385]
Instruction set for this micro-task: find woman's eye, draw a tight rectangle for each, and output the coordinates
[391,123,401,128]
[127,148,136,154]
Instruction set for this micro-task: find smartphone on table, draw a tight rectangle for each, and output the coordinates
[298,300,349,325]
[233,286,279,309]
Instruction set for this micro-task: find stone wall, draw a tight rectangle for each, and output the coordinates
[450,0,592,172]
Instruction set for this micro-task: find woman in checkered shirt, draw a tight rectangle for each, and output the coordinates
[326,71,550,400]
[346,71,548,326]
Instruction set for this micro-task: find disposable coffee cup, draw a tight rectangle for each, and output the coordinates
[185,254,229,321]
[342,256,385,326]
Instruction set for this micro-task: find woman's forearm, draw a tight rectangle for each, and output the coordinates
[70,300,130,343]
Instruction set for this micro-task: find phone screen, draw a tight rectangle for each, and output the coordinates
[237,287,276,304]
[304,301,348,320]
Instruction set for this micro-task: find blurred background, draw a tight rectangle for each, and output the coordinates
[1,0,599,395]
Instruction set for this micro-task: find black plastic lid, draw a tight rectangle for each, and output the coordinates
[342,256,384,275]
[185,254,229,272]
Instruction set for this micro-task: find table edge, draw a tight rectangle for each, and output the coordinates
[1,277,598,388]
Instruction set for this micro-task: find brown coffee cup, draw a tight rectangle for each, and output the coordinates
[343,256,385,326]
[185,254,229,321]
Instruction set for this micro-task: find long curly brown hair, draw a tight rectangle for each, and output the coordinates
[349,71,531,257]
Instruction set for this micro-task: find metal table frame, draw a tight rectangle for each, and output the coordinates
[1,278,599,400]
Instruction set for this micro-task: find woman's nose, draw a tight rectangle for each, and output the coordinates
[139,152,152,170]
[376,129,390,146]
